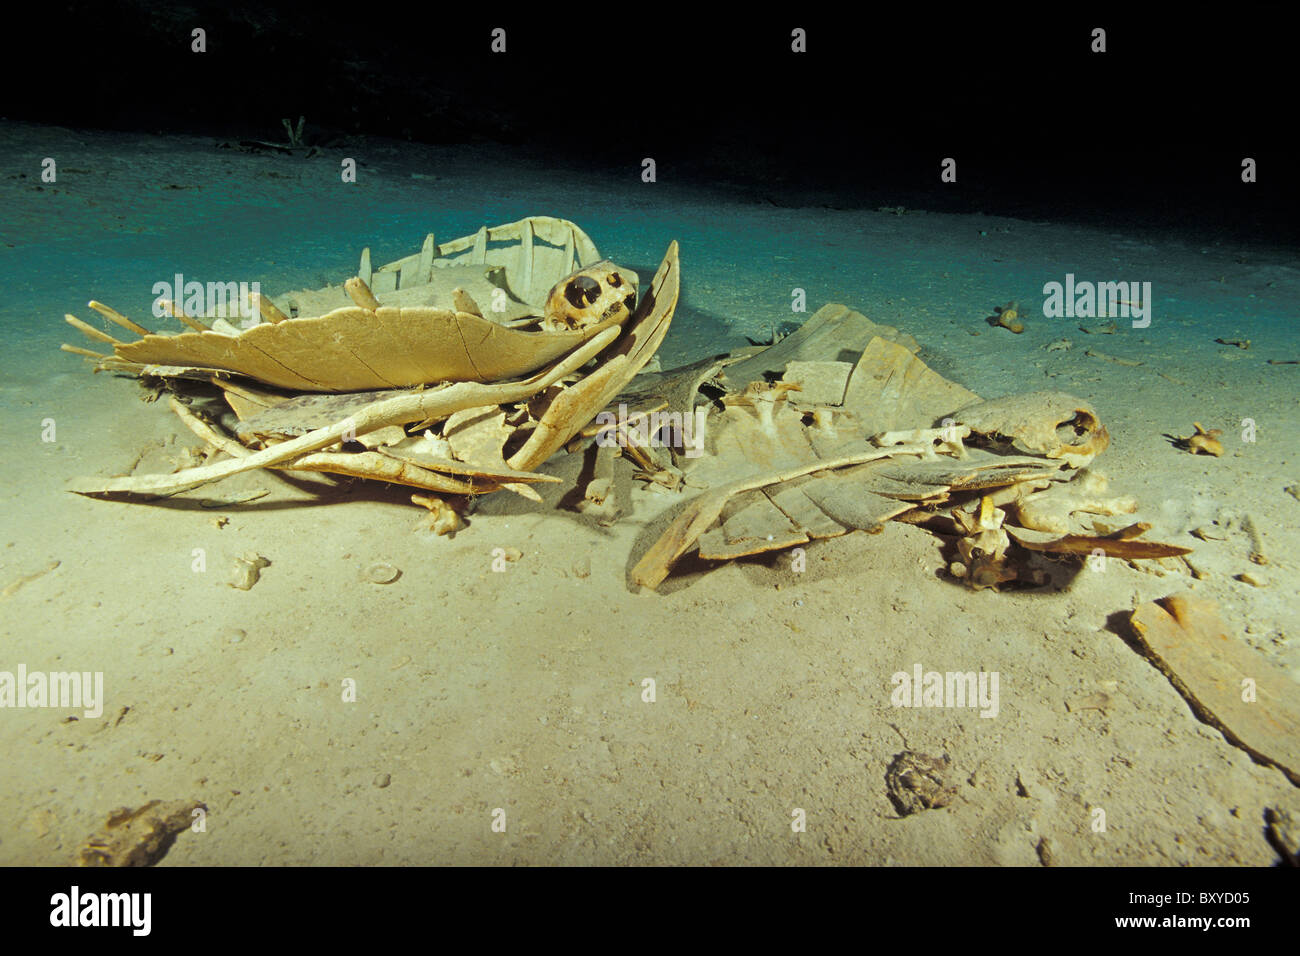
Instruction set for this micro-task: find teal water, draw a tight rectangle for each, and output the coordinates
[4,123,1297,400]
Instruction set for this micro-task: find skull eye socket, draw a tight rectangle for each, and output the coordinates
[607,273,622,288]
[565,275,602,309]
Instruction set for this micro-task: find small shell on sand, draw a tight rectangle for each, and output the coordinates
[362,562,401,584]
[219,627,247,644]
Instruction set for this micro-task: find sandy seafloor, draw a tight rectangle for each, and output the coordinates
[0,120,1297,865]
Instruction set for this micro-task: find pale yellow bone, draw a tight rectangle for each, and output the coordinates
[1013,471,1138,535]
[955,391,1109,468]
[68,325,619,497]
[61,343,109,359]
[451,288,483,317]
[251,292,289,324]
[65,314,123,346]
[167,395,532,497]
[510,242,680,472]
[158,299,210,332]
[953,494,1013,588]
[88,300,150,336]
[873,425,970,459]
[412,494,465,534]
[631,442,929,590]
[344,277,381,311]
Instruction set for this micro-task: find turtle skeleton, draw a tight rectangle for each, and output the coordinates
[63,238,681,504]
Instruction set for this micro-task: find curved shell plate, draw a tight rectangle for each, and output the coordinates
[113,306,626,392]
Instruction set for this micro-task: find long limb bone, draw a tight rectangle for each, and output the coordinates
[88,300,151,336]
[68,326,619,497]
[169,394,555,498]
[64,314,123,346]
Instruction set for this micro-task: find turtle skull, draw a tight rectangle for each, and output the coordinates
[541,261,638,333]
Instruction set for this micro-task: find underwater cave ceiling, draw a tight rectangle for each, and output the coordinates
[7,4,1296,231]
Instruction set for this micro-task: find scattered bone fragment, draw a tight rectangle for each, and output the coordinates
[988,301,1024,333]
[873,425,969,459]
[577,441,622,526]
[1006,523,1191,561]
[343,276,382,311]
[1084,348,1142,366]
[950,495,1015,590]
[1013,471,1137,535]
[1066,690,1111,713]
[78,799,206,867]
[227,552,270,590]
[1178,422,1224,457]
[412,495,464,536]
[1126,594,1300,786]
[1078,320,1117,335]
